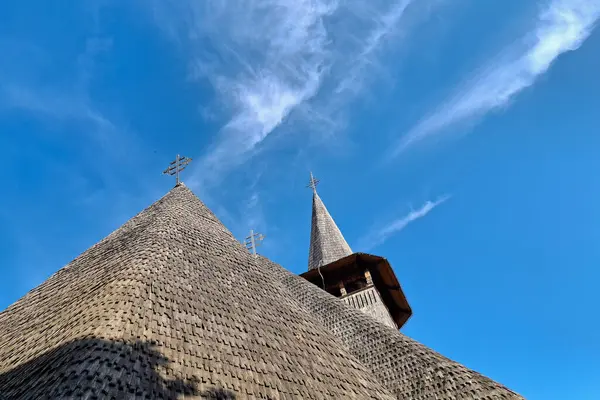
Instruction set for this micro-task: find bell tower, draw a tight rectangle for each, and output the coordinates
[300,173,412,329]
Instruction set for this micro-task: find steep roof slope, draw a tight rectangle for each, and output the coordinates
[0,184,524,399]
[0,184,394,399]
[308,190,353,270]
[261,256,523,399]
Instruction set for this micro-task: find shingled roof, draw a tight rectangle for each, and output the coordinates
[0,184,524,399]
[308,188,353,270]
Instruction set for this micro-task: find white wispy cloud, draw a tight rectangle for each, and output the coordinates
[244,192,263,227]
[146,0,436,182]
[394,0,600,154]
[333,0,415,96]
[357,195,450,251]
[148,0,334,179]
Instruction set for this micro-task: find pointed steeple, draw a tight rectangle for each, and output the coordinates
[307,172,353,270]
[0,178,524,399]
[0,183,394,399]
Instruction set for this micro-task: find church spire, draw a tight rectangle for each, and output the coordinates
[307,172,353,270]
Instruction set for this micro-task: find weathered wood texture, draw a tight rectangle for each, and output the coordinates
[0,184,523,399]
[342,286,396,329]
[308,191,353,271]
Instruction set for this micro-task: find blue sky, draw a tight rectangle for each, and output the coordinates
[1,0,599,398]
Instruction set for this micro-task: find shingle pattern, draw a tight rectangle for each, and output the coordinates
[259,256,524,400]
[0,184,394,399]
[0,184,524,399]
[308,191,353,271]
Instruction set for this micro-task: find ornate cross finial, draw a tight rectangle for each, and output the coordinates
[306,171,319,193]
[163,154,192,185]
[244,229,265,257]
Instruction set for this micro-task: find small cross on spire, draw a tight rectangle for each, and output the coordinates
[163,154,192,186]
[307,171,319,193]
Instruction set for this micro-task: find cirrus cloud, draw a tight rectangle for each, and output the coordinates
[393,0,600,155]
[145,0,440,184]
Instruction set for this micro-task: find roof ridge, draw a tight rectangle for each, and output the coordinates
[258,254,524,399]
[0,185,396,399]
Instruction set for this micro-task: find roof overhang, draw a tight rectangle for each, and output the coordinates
[300,252,412,329]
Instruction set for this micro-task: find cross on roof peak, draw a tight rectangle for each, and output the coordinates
[307,172,320,193]
[163,154,192,186]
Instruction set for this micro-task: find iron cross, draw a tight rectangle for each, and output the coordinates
[307,171,320,192]
[244,229,265,257]
[163,154,192,185]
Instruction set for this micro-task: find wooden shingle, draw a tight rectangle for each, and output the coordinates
[0,184,523,399]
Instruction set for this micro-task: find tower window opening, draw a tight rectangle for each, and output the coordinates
[344,276,368,294]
